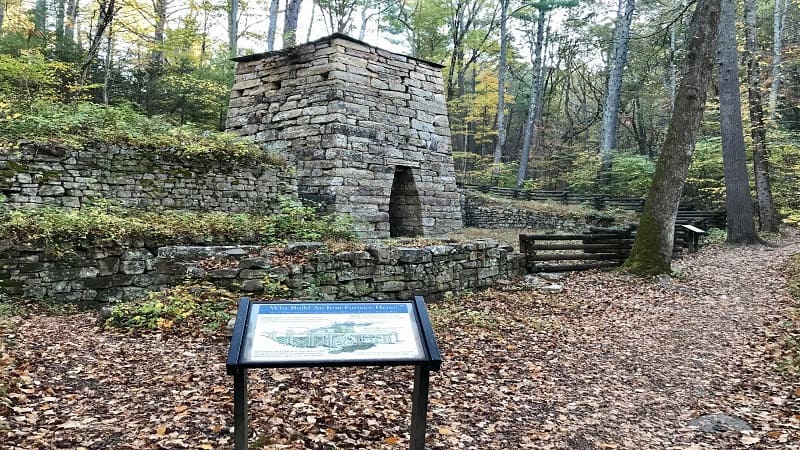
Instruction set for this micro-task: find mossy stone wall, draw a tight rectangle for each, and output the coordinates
[0,143,296,213]
[0,240,525,305]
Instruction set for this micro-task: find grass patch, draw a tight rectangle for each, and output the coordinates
[104,283,238,334]
[0,198,355,252]
[0,102,282,165]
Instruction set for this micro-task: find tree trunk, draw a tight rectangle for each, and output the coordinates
[632,96,649,156]
[623,0,721,275]
[718,0,759,243]
[267,0,279,50]
[517,8,547,187]
[0,0,5,33]
[79,0,117,84]
[359,3,368,40]
[200,6,209,61]
[229,0,238,58]
[103,23,113,104]
[768,0,788,121]
[66,0,79,45]
[283,0,303,47]
[55,0,67,51]
[744,0,779,232]
[152,0,167,69]
[668,21,678,110]
[491,0,510,177]
[599,0,636,171]
[34,0,47,33]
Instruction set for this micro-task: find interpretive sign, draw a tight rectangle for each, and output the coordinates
[226,297,442,450]
[241,302,426,365]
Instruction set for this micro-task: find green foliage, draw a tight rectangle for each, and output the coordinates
[262,197,356,244]
[604,152,655,197]
[770,130,800,224]
[0,101,277,164]
[685,138,726,210]
[464,161,520,187]
[0,50,80,108]
[703,228,727,244]
[562,150,654,197]
[105,283,238,332]
[563,152,600,194]
[147,71,231,128]
[0,200,355,252]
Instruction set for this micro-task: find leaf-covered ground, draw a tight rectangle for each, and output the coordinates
[2,231,800,449]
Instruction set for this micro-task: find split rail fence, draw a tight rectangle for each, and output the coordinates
[520,225,709,273]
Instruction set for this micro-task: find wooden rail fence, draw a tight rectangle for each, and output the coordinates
[520,225,708,273]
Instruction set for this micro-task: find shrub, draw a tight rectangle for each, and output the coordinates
[0,199,355,252]
[0,101,281,165]
[104,283,238,333]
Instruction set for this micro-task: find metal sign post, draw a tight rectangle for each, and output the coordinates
[227,296,442,450]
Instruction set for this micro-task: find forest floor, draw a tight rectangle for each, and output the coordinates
[1,230,800,449]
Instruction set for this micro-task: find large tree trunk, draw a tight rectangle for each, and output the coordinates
[599,0,636,172]
[744,0,779,232]
[718,0,759,243]
[283,0,303,47]
[491,0,510,177]
[0,0,4,33]
[768,0,788,121]
[517,8,547,187]
[267,0,279,50]
[623,0,721,275]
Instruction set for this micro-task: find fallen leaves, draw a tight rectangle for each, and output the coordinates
[1,231,799,449]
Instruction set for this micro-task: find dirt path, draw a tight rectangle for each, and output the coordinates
[2,232,799,449]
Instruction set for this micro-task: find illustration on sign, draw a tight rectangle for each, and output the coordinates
[241,302,426,363]
[266,321,399,353]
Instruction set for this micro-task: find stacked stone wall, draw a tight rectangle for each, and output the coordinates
[0,241,524,305]
[226,34,462,238]
[462,191,615,231]
[0,242,159,304]
[0,143,296,212]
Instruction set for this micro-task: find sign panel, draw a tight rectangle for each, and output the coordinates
[240,302,426,364]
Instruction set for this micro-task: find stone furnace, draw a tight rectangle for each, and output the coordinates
[226,33,462,239]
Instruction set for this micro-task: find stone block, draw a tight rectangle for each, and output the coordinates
[121,249,154,261]
[96,257,120,276]
[396,248,432,264]
[241,279,264,292]
[119,260,146,275]
[38,184,65,196]
[208,268,240,279]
